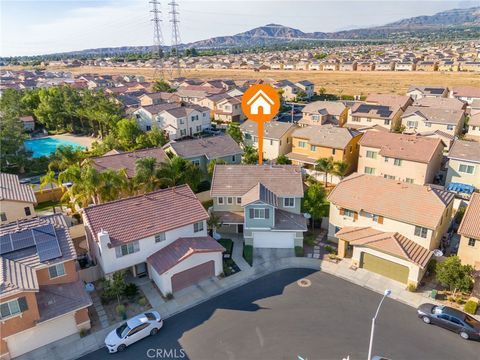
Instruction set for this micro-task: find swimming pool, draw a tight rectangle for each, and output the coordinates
[24,137,86,158]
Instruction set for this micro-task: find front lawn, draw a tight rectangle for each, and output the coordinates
[34,200,63,212]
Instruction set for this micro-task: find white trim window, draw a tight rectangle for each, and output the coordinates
[218,197,224,205]
[414,226,428,238]
[253,208,266,219]
[155,233,166,243]
[344,209,355,218]
[194,221,204,233]
[459,164,475,174]
[48,263,66,279]
[227,197,233,205]
[364,167,375,175]
[366,150,377,159]
[116,241,140,258]
[0,298,27,320]
[283,198,295,207]
[236,197,242,205]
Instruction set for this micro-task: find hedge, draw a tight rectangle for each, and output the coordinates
[243,244,253,266]
[464,300,478,315]
[295,246,304,257]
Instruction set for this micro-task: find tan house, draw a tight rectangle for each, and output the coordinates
[450,86,480,105]
[375,62,395,71]
[357,62,375,71]
[412,97,466,112]
[347,103,403,132]
[466,113,480,141]
[240,120,296,161]
[339,62,357,71]
[457,193,480,269]
[139,92,180,106]
[328,174,454,286]
[0,173,37,225]
[445,140,480,192]
[438,61,458,72]
[395,62,416,71]
[299,101,349,127]
[416,61,437,72]
[213,96,244,122]
[407,86,449,100]
[0,215,91,359]
[401,106,465,137]
[286,125,362,174]
[358,131,444,185]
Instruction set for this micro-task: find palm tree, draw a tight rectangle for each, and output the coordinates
[98,170,127,203]
[207,213,223,236]
[157,156,202,191]
[207,159,226,178]
[58,164,102,208]
[332,160,349,180]
[49,145,84,171]
[315,157,334,187]
[134,157,161,193]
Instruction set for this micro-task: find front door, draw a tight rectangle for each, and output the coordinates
[237,224,244,233]
[135,262,147,277]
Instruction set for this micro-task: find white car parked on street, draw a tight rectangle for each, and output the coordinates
[105,311,163,353]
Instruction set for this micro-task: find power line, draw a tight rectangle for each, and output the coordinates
[169,0,181,78]
[150,0,164,79]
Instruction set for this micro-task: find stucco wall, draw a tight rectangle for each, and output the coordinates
[36,260,78,286]
[0,200,35,225]
[457,235,480,267]
[446,159,480,189]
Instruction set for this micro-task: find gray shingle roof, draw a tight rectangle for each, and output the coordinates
[165,135,242,160]
[448,140,480,163]
[292,124,361,149]
[240,120,295,140]
[403,106,463,125]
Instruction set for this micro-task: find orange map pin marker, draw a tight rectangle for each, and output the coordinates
[241,84,281,164]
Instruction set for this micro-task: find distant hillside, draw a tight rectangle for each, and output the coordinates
[387,6,480,27]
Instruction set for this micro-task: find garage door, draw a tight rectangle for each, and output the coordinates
[253,232,295,248]
[361,252,409,284]
[171,260,215,292]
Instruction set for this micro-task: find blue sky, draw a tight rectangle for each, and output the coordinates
[1,0,478,57]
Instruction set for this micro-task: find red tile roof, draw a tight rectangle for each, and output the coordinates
[147,236,224,275]
[458,193,480,239]
[83,185,208,246]
[0,172,37,204]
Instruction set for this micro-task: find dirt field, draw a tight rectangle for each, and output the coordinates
[6,65,480,95]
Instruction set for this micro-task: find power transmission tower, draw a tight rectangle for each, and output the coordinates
[169,0,181,78]
[150,0,164,80]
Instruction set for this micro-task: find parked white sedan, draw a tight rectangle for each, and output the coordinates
[105,311,163,353]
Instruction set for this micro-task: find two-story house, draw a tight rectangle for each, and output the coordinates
[163,135,243,173]
[328,173,454,286]
[157,105,211,140]
[457,193,480,269]
[412,96,466,112]
[295,80,315,99]
[286,125,362,175]
[466,113,480,141]
[358,131,444,185]
[83,185,224,295]
[133,103,180,131]
[298,101,349,127]
[445,140,480,194]
[240,120,296,161]
[213,96,244,123]
[0,173,37,225]
[401,106,465,137]
[210,165,307,249]
[0,215,91,359]
[450,86,480,105]
[347,103,403,132]
[139,92,180,106]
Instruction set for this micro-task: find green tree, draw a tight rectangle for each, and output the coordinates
[226,123,243,144]
[98,169,128,203]
[302,183,329,230]
[276,155,292,165]
[136,127,167,148]
[153,80,175,93]
[315,157,334,187]
[104,271,127,305]
[134,157,162,193]
[115,118,142,150]
[436,256,474,292]
[0,114,29,173]
[207,159,226,178]
[332,160,349,179]
[207,212,223,236]
[49,145,85,171]
[0,89,24,117]
[242,146,258,164]
[157,156,202,191]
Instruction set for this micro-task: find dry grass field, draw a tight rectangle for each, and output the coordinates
[6,65,480,95]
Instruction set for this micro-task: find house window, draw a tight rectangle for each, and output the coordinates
[116,241,140,258]
[384,157,389,162]
[312,115,320,121]
[405,178,414,184]
[245,133,252,140]
[231,155,236,162]
[298,141,307,148]
[0,298,25,319]
[414,226,428,238]
[194,221,204,233]
[48,263,66,279]
[366,151,377,159]
[196,125,202,132]
[310,145,317,152]
[146,125,152,131]
[344,209,355,218]
[352,117,361,122]
[269,139,273,146]
[447,124,454,131]
[366,118,372,122]
[407,121,418,128]
[468,238,476,247]
[253,208,266,219]
[425,122,431,127]
[180,129,187,137]
[155,233,166,243]
[384,119,390,126]
[459,164,475,174]
[372,214,379,222]
[332,148,336,155]
[179,119,185,125]
[394,158,402,166]
[227,197,233,205]
[218,197,224,205]
[0,212,6,222]
[236,197,242,205]
[364,167,375,175]
[283,198,295,207]
[192,159,200,167]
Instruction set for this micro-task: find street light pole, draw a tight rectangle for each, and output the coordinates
[367,289,391,360]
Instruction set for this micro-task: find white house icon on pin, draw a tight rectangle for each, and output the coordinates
[246,89,274,115]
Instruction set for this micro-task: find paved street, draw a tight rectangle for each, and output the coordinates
[79,269,479,360]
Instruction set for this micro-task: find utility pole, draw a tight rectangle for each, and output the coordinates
[150,0,164,80]
[169,0,181,78]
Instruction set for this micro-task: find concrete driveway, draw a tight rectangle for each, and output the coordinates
[79,268,479,360]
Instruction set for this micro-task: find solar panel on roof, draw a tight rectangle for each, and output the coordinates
[0,234,13,254]
[10,230,36,251]
[425,88,444,95]
[32,225,62,262]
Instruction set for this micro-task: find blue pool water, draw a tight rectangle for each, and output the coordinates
[24,137,86,158]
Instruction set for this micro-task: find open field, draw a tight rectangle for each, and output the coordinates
[37,65,480,95]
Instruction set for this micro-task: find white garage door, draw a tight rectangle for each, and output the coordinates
[6,312,78,358]
[253,232,295,248]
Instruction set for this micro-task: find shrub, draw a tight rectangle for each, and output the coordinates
[426,259,437,276]
[436,256,474,292]
[123,283,139,298]
[295,246,304,257]
[447,295,455,302]
[324,245,336,255]
[79,329,89,338]
[464,300,478,315]
[197,180,211,192]
[243,244,253,266]
[115,304,126,316]
[223,264,232,277]
[138,297,147,306]
[165,293,174,300]
[407,283,417,292]
[455,296,464,304]
[303,233,316,247]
